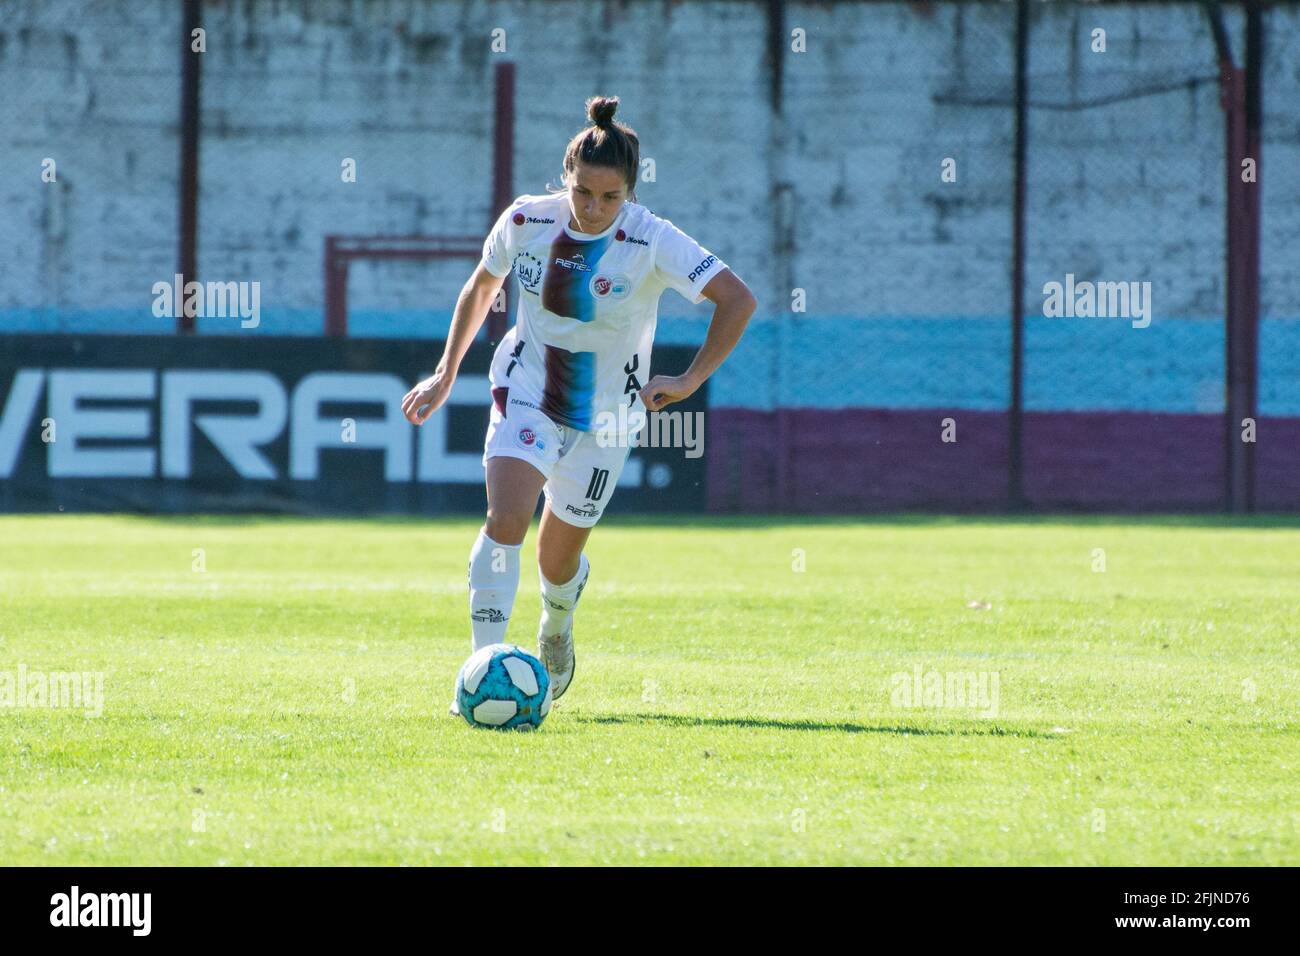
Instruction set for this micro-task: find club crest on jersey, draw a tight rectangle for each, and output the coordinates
[513,251,543,293]
[590,273,631,300]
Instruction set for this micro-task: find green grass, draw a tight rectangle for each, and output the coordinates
[1,513,1297,865]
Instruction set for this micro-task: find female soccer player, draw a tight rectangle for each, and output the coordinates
[401,96,757,708]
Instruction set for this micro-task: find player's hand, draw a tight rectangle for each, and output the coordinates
[638,374,699,412]
[402,370,455,425]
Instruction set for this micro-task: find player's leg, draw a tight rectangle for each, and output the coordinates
[533,434,632,699]
[466,456,545,653]
[483,455,544,546]
[467,402,561,653]
[536,505,593,639]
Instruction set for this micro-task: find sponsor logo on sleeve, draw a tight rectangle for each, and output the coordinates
[687,255,718,283]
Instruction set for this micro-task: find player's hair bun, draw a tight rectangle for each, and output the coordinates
[554,95,639,200]
[586,96,619,129]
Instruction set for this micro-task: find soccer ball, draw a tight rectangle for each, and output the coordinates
[455,643,553,730]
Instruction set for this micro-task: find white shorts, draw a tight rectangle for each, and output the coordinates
[482,394,633,529]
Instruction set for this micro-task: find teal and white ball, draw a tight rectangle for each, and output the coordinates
[455,644,552,730]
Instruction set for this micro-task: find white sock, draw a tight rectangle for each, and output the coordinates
[467,528,521,651]
[539,553,590,639]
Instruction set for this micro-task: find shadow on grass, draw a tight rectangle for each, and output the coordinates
[573,712,1055,738]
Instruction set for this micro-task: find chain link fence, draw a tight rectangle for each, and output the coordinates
[1,0,1294,513]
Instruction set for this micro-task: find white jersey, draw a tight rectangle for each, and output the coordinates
[480,191,727,431]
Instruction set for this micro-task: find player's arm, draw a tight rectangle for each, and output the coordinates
[639,268,757,412]
[440,262,507,383]
[402,262,507,425]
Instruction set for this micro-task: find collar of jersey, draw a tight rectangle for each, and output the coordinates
[561,203,628,242]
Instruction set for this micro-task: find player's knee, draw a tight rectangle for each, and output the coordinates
[539,550,580,587]
[483,510,528,546]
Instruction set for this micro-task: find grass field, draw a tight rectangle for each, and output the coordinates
[0,513,1296,866]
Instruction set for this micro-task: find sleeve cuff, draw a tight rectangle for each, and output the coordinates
[691,262,728,303]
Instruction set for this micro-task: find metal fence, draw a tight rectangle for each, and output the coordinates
[0,0,1295,514]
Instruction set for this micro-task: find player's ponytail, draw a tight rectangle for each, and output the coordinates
[560,95,640,200]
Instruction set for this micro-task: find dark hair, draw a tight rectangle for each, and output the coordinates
[557,96,640,199]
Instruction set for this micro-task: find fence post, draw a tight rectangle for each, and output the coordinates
[1008,0,1029,510]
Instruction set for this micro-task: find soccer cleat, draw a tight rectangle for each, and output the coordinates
[448,695,461,717]
[538,627,576,700]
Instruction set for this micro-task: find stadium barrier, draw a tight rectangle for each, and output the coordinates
[0,335,708,515]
